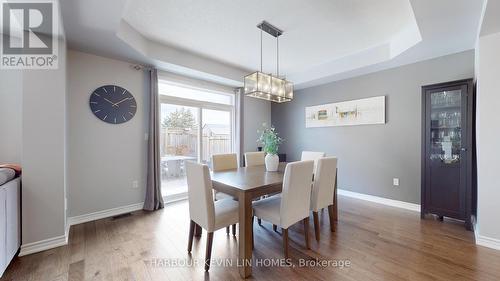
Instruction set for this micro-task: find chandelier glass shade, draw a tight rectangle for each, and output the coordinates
[244,71,293,103]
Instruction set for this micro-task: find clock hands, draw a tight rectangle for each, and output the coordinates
[103,97,116,106]
[112,97,132,107]
[102,97,132,107]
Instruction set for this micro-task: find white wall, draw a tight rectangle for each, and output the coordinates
[0,70,22,164]
[21,38,68,247]
[242,97,271,154]
[476,32,500,248]
[67,50,148,217]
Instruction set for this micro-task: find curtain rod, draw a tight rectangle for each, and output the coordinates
[131,64,154,71]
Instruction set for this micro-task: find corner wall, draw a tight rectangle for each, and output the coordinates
[20,37,68,253]
[272,50,474,204]
[475,31,500,249]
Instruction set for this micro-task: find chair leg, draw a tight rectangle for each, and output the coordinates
[313,211,320,241]
[273,224,278,232]
[303,217,310,250]
[328,205,335,232]
[251,217,255,249]
[226,226,230,235]
[205,232,214,271]
[194,224,202,237]
[187,220,195,253]
[283,228,289,259]
[232,224,237,236]
[257,218,262,226]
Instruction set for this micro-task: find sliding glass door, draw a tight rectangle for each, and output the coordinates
[158,81,234,201]
[159,104,199,197]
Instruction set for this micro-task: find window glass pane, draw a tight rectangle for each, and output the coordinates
[202,109,232,166]
[159,81,233,105]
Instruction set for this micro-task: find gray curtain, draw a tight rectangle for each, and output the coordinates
[144,68,165,211]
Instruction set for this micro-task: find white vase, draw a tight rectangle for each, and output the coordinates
[265,154,279,172]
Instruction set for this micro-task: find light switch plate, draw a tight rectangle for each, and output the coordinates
[132,180,139,189]
[393,178,400,186]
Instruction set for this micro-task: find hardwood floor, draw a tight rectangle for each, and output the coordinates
[2,196,500,281]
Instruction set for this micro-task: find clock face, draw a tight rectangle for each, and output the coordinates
[89,85,137,124]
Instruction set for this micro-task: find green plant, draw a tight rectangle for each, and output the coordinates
[257,123,283,155]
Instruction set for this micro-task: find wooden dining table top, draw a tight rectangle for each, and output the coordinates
[211,163,286,192]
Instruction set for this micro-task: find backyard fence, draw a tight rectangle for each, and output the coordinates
[160,128,231,162]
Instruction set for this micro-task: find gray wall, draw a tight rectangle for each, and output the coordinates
[272,50,474,204]
[67,50,148,217]
[0,70,22,164]
[21,38,68,244]
[243,96,271,153]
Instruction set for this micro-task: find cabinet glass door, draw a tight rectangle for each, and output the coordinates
[430,90,462,164]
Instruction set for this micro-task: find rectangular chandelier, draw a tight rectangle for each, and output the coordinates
[244,71,293,103]
[244,21,293,103]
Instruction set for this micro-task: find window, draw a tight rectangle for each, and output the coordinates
[158,80,235,200]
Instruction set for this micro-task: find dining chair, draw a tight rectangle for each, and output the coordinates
[244,151,266,167]
[212,153,238,171]
[185,161,239,271]
[301,151,325,171]
[211,153,238,235]
[310,157,338,241]
[252,160,314,259]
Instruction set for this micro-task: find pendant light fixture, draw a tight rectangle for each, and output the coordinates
[244,21,293,103]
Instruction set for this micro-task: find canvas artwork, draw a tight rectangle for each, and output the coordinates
[305,96,386,128]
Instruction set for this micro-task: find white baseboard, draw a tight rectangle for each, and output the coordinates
[19,233,68,257]
[67,202,144,226]
[338,189,420,212]
[20,202,144,257]
[476,233,500,251]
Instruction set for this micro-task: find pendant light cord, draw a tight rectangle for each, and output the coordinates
[276,36,279,77]
[260,26,263,72]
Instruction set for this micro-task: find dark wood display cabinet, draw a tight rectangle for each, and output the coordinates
[421,79,475,230]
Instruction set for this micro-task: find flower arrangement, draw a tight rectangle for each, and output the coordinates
[257,123,283,155]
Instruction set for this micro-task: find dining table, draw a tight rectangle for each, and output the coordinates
[210,163,338,278]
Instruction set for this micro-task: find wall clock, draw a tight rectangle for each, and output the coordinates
[89,85,137,124]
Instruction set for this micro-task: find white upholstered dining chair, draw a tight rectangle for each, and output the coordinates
[211,153,238,235]
[252,160,314,259]
[310,157,338,241]
[244,151,266,167]
[185,161,239,271]
[301,151,325,171]
[212,153,238,171]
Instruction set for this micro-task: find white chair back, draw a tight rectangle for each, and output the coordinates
[244,151,266,167]
[212,153,238,171]
[310,157,337,212]
[186,161,216,231]
[301,151,325,171]
[280,160,314,228]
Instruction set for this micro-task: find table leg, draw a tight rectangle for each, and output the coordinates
[334,169,338,221]
[238,193,253,278]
